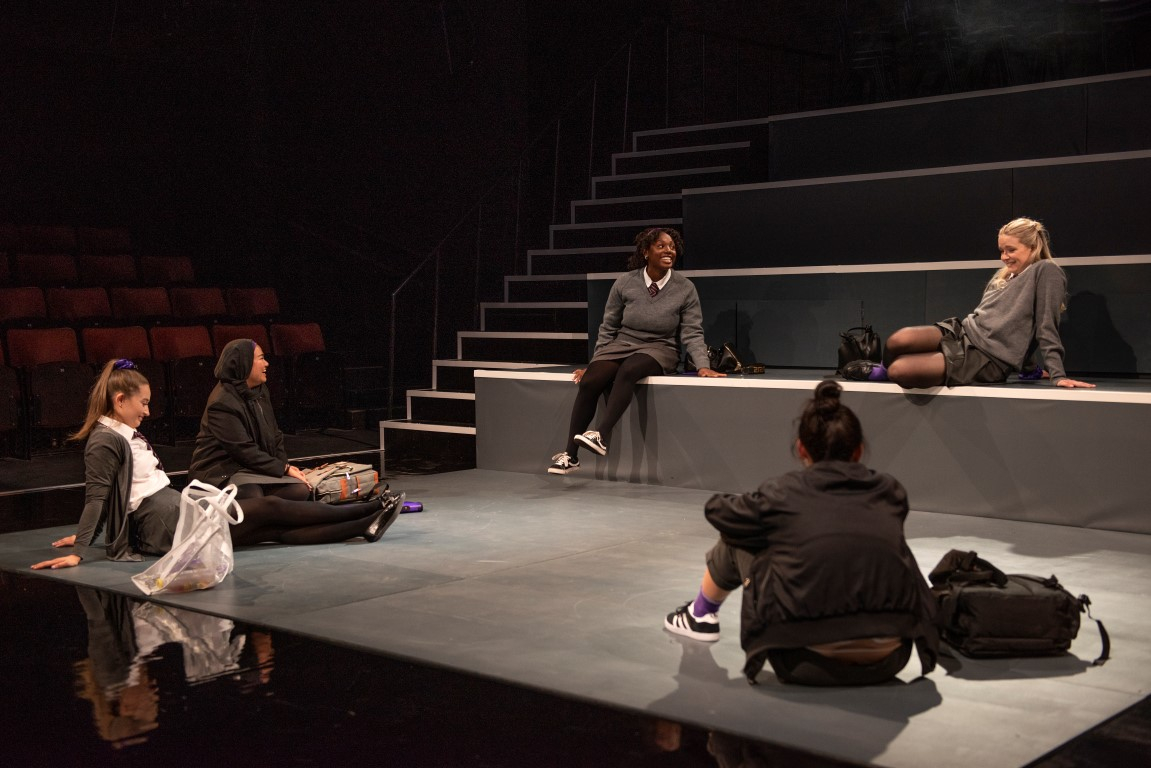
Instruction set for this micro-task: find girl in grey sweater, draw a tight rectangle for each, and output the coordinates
[548,228,724,474]
[844,218,1095,389]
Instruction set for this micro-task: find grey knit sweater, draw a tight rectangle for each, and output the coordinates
[961,258,1068,381]
[592,269,711,372]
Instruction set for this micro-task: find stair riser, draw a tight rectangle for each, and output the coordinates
[460,337,587,364]
[408,396,475,423]
[614,146,750,175]
[531,252,631,275]
[594,170,733,198]
[572,197,682,224]
[483,308,587,332]
[634,123,770,152]
[382,427,475,474]
[506,280,588,303]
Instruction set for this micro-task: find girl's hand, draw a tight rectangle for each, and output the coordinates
[31,554,81,570]
[1056,378,1096,389]
[286,465,312,488]
[52,534,77,548]
[697,368,727,378]
[572,368,586,383]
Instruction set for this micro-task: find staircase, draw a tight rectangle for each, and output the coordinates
[379,120,771,472]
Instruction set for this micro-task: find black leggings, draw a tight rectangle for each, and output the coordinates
[565,353,662,457]
[230,485,383,546]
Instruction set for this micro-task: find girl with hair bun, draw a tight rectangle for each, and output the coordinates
[547,227,724,475]
[32,359,402,571]
[664,381,939,687]
[844,217,1094,388]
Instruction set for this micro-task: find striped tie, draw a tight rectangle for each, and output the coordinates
[134,430,164,471]
[649,282,659,298]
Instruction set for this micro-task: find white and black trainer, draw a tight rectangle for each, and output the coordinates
[664,600,720,642]
[547,452,580,475]
[574,430,607,456]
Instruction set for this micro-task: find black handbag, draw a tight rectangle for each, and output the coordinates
[707,342,743,374]
[928,550,1109,664]
[837,325,882,374]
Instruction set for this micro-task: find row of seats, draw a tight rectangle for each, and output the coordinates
[0,286,280,327]
[0,322,340,459]
[0,223,130,254]
[0,252,195,288]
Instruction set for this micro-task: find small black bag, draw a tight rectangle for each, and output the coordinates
[837,326,882,374]
[707,342,743,374]
[928,550,1109,664]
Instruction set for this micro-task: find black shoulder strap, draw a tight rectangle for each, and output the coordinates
[1080,594,1111,666]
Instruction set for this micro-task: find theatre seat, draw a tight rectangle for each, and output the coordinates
[110,286,173,325]
[0,287,48,326]
[46,287,114,327]
[17,225,77,253]
[75,226,132,255]
[225,287,280,323]
[5,327,92,456]
[148,325,217,437]
[270,322,344,431]
[77,253,138,287]
[14,253,79,287]
[170,286,228,322]
[138,255,195,286]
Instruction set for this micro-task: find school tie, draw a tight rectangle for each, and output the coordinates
[649,282,659,298]
[134,430,164,471]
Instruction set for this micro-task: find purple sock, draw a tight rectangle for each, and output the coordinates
[868,363,889,382]
[692,591,723,618]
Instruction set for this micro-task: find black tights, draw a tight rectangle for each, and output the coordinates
[566,353,662,457]
[230,482,383,546]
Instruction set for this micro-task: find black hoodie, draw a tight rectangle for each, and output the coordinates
[188,339,287,487]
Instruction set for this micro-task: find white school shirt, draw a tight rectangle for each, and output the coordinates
[97,416,171,511]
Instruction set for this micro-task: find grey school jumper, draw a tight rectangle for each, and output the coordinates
[961,258,1069,382]
[592,269,711,372]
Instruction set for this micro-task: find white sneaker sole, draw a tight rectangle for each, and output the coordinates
[663,616,720,642]
[547,466,579,475]
[574,433,607,456]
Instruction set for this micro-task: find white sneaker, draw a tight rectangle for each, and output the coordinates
[664,601,720,642]
[547,452,580,475]
[574,430,607,456]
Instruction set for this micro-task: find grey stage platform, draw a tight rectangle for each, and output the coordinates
[476,368,1151,534]
[1,469,1147,768]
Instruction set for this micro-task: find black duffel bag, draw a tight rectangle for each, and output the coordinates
[928,550,1109,664]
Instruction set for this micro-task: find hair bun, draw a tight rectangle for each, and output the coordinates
[813,380,842,415]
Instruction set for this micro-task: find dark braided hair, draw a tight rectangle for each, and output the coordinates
[628,227,684,271]
[796,381,863,462]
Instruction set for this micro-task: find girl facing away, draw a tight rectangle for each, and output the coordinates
[664,380,938,686]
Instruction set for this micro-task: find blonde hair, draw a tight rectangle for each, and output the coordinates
[70,359,150,442]
[989,217,1055,290]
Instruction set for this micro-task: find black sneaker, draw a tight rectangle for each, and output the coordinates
[664,600,720,642]
[547,452,580,475]
[574,430,607,456]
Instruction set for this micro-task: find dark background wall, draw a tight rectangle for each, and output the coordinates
[3,0,1150,380]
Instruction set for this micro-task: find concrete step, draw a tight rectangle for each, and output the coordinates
[457,331,588,364]
[480,302,588,332]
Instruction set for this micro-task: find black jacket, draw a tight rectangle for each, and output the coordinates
[188,339,287,487]
[705,461,939,681]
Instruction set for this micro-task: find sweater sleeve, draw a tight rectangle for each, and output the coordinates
[74,434,129,560]
[1032,260,1068,382]
[678,280,711,371]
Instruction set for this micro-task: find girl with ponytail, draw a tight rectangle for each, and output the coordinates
[844,217,1094,388]
[664,381,939,687]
